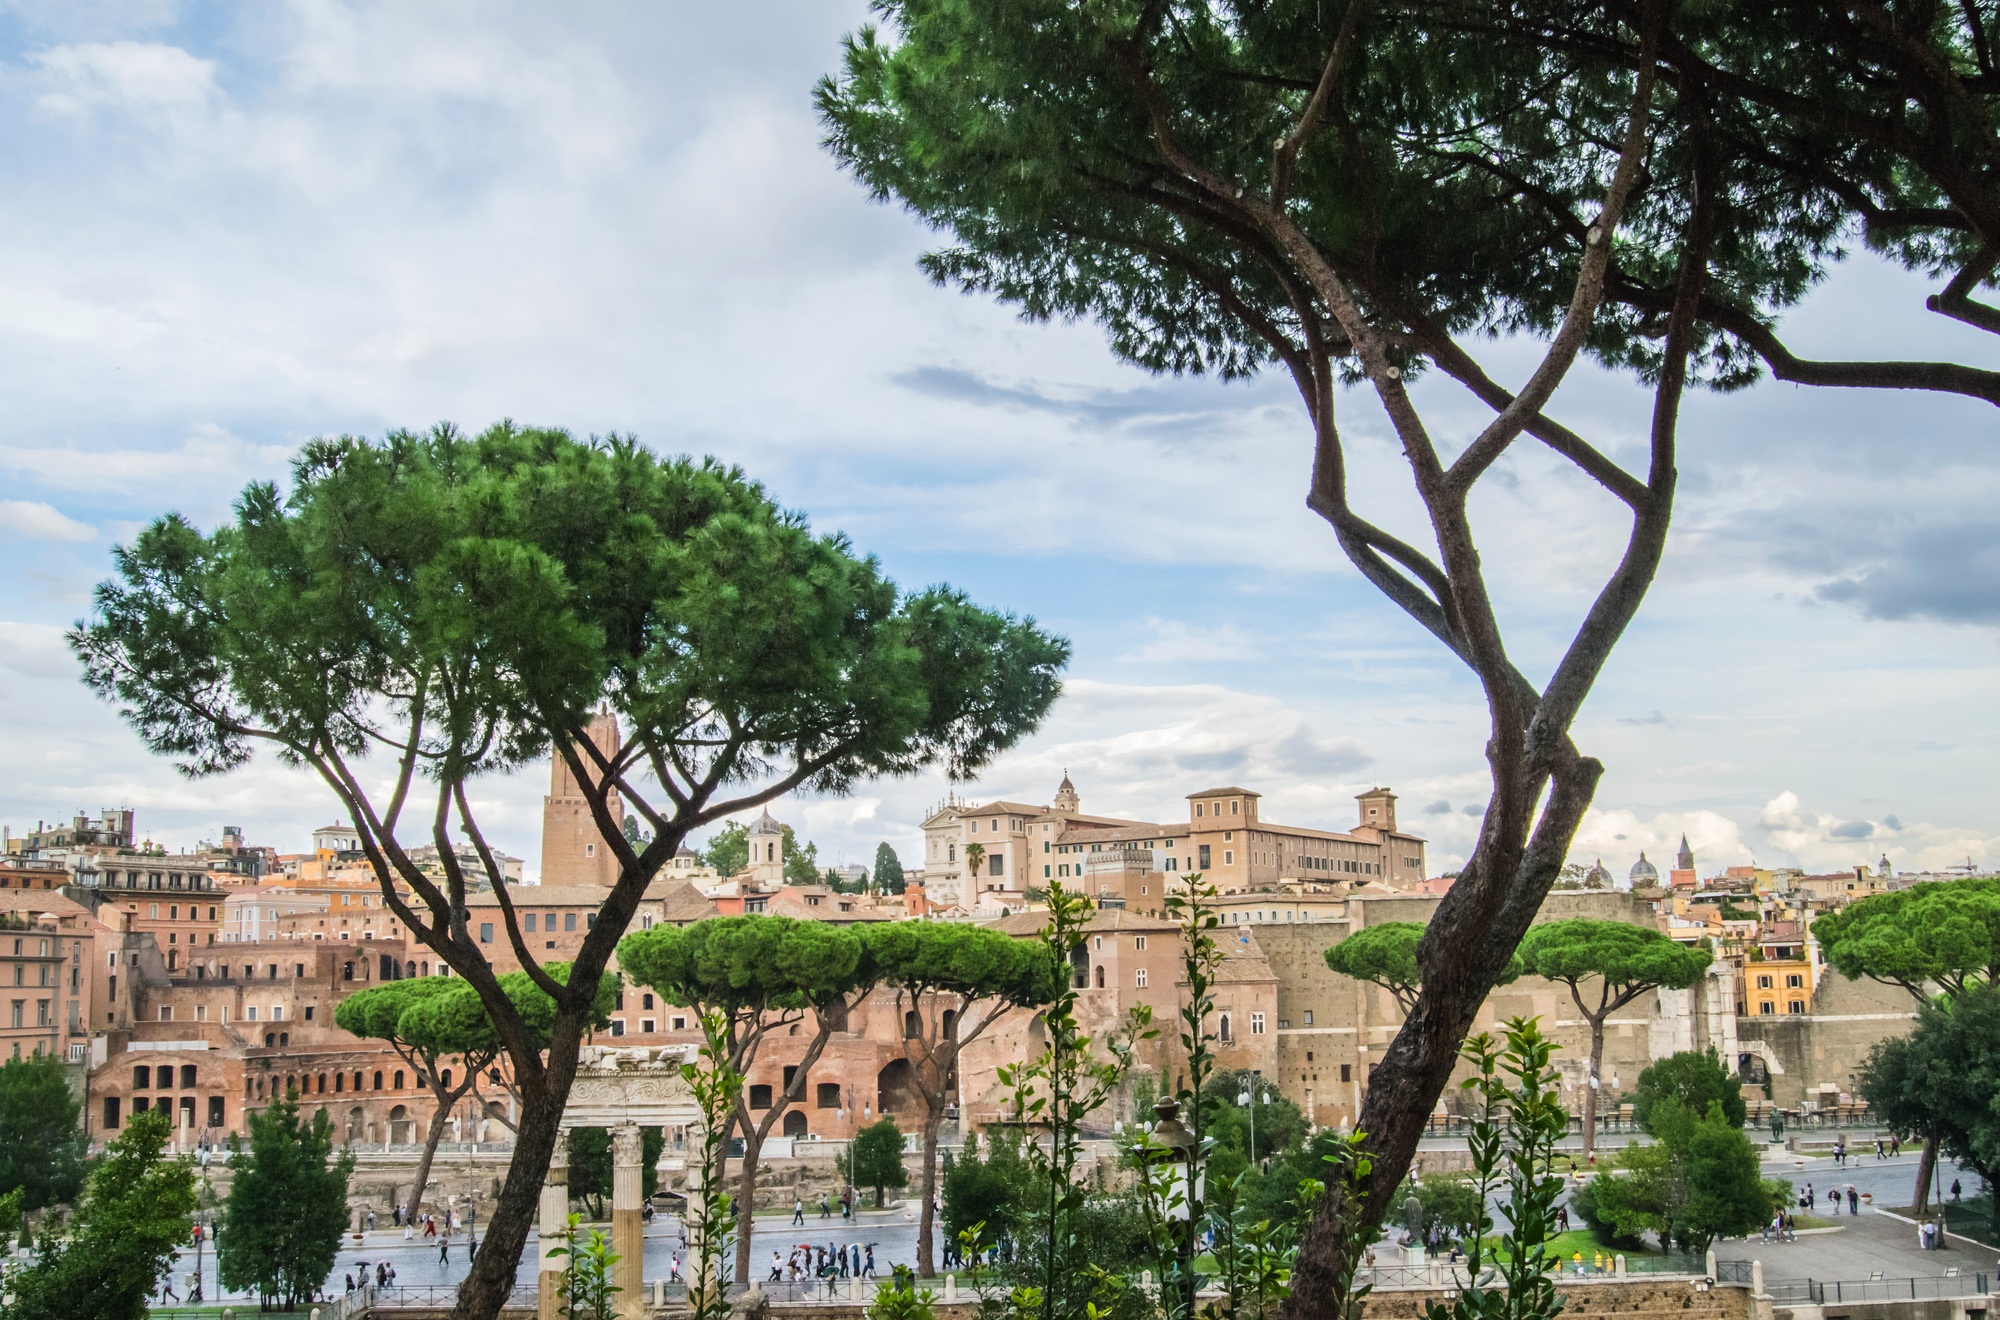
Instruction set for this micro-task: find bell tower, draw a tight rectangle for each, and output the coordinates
[538,709,627,888]
[1052,772,1079,814]
[747,808,786,888]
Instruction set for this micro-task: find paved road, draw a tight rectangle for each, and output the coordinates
[1713,1151,2000,1285]
[156,1147,1994,1304]
[166,1207,930,1305]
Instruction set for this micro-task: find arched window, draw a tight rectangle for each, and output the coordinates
[1219,1014,1232,1042]
[317,1073,327,1093]
[904,1010,921,1039]
[373,1071,384,1090]
[941,1009,957,1040]
[442,1068,453,1089]
[352,1071,363,1092]
[1068,946,1088,989]
[1094,966,1105,989]
[393,1070,404,1090]
[334,1073,344,1092]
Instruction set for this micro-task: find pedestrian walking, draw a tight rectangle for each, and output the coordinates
[771,1250,784,1281]
[820,1194,831,1219]
[1828,1188,1841,1215]
[670,1255,682,1283]
[344,1273,355,1293]
[1848,1186,1859,1215]
[367,1207,376,1230]
[1892,1135,1902,1156]
[1953,1179,1964,1202]
[1875,1139,1885,1160]
[864,1244,877,1277]
[440,1235,451,1266]
[793,1197,806,1226]
[393,1204,403,1228]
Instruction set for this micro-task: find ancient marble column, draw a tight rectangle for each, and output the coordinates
[539,1136,570,1320]
[612,1123,646,1320]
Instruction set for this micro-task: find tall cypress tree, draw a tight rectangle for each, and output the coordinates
[873,842,905,894]
[218,1093,356,1309]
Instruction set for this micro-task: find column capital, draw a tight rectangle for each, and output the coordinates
[612,1122,645,1167]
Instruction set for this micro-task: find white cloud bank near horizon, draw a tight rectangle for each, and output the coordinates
[0,2,1994,882]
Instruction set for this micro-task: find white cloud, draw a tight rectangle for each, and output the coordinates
[0,500,92,541]
[0,621,73,678]
[0,426,294,494]
[1121,618,1260,664]
[32,40,216,116]
[1568,807,1753,876]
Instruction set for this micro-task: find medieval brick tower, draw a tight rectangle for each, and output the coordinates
[538,709,627,888]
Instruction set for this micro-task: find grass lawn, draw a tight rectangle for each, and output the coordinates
[1465,1230,1659,1262]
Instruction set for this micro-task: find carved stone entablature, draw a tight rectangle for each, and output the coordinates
[561,1044,703,1130]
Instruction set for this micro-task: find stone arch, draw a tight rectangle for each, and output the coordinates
[783,1109,808,1139]
[346,1105,365,1143]
[389,1103,413,1144]
[1737,1041,1785,1081]
[877,1057,923,1115]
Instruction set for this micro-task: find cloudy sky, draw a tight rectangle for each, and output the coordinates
[0,1,1995,882]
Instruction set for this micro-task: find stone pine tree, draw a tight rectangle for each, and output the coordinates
[863,920,1057,1274]
[1514,920,1711,1158]
[336,978,495,1225]
[2,1108,197,1320]
[218,1092,356,1311]
[819,6,2000,1307]
[70,425,1066,1320]
[336,963,616,1225]
[618,915,877,1286]
[873,841,905,894]
[1861,986,2000,1227]
[1817,878,2000,1209]
[846,1118,910,1208]
[1324,921,1520,1016]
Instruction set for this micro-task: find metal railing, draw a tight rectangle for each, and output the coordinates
[364,1283,539,1309]
[1762,1273,1991,1305]
[1364,1256,1706,1291]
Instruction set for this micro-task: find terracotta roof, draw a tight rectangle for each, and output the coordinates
[654,882,719,922]
[960,800,1052,817]
[1187,786,1260,799]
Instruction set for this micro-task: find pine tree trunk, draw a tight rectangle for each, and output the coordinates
[448,1015,587,1320]
[917,1106,945,1276]
[734,1123,766,1286]
[1280,755,1599,1320]
[1582,1020,1606,1160]
[406,1096,454,1226]
[1913,1135,1938,1215]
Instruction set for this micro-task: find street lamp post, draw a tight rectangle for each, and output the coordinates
[1146,1097,1201,1320]
[1236,1071,1270,1165]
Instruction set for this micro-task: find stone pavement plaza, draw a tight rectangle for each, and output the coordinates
[162,1146,1996,1304]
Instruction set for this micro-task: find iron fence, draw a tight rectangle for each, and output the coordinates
[1761,1273,1990,1305]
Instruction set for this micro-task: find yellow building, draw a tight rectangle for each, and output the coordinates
[1740,957,1814,1017]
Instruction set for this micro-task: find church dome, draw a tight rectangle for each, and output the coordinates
[1584,858,1613,889]
[1628,852,1659,886]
